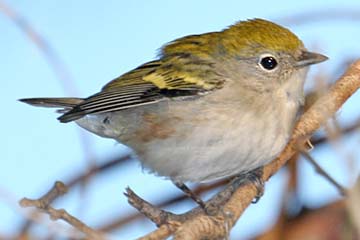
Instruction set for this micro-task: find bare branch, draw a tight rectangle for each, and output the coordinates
[19,181,106,240]
[99,179,227,232]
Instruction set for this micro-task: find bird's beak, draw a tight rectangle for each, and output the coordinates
[295,51,328,68]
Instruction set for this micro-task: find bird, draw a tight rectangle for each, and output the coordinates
[20,18,328,207]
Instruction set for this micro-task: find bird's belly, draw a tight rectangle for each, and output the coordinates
[115,102,291,182]
[76,99,294,182]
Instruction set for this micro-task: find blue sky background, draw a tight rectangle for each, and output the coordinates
[1,1,360,239]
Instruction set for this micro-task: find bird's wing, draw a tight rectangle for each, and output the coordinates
[58,57,224,123]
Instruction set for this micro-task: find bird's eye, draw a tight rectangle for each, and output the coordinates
[259,55,278,71]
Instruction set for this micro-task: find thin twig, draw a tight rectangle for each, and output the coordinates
[99,179,227,232]
[19,181,106,240]
[300,150,347,196]
[0,0,77,95]
[66,154,132,188]
[17,154,131,236]
[125,187,180,227]
[311,118,360,146]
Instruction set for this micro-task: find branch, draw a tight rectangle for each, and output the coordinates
[99,179,227,232]
[19,181,106,240]
[0,0,76,95]
[17,154,131,237]
[134,60,360,239]
[311,117,360,146]
[300,150,347,196]
[346,177,360,236]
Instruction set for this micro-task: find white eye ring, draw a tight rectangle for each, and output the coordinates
[258,54,278,71]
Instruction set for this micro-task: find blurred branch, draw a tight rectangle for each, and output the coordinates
[300,151,347,196]
[311,118,360,145]
[347,177,360,237]
[256,200,354,240]
[131,60,360,239]
[66,154,132,188]
[0,0,77,96]
[277,9,360,26]
[19,181,106,240]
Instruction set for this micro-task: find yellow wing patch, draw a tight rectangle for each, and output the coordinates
[143,68,216,90]
[103,58,224,92]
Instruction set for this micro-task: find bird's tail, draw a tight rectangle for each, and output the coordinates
[19,97,83,108]
[19,97,85,120]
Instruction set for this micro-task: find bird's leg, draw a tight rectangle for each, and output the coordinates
[172,180,206,209]
[230,167,265,203]
[172,167,264,214]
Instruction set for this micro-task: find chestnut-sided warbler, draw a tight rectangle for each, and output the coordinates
[21,19,327,191]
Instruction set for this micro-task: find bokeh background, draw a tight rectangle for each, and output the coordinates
[1,1,360,239]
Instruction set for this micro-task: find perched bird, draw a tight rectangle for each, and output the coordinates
[20,19,327,205]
